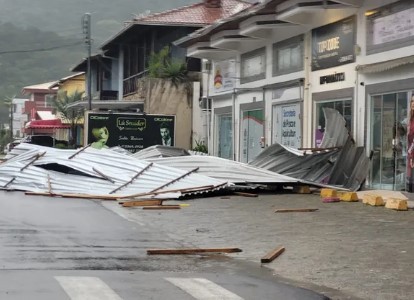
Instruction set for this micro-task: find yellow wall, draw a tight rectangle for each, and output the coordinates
[59,73,85,96]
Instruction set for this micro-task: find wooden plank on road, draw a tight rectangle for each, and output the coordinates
[142,205,181,210]
[120,199,163,207]
[147,248,242,255]
[261,246,285,263]
[274,208,318,213]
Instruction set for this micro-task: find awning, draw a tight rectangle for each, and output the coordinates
[356,55,414,74]
[25,119,70,129]
[37,111,56,120]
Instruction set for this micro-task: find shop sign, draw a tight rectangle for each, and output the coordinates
[85,112,175,153]
[312,16,356,71]
[273,103,301,148]
[213,60,236,92]
[280,105,300,148]
[320,72,345,85]
[373,7,414,45]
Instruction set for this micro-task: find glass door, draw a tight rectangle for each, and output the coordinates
[370,92,408,190]
[217,114,233,160]
[241,109,264,163]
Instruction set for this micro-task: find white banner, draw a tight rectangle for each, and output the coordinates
[373,8,414,45]
[213,60,236,93]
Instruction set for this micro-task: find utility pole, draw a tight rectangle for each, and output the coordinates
[9,101,13,141]
[82,13,92,110]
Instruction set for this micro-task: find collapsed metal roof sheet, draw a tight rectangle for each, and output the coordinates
[249,143,339,183]
[250,107,370,191]
[142,155,299,184]
[132,145,191,159]
[0,144,229,199]
[320,107,349,148]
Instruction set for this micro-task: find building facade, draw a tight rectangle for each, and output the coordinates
[11,98,27,138]
[177,0,414,191]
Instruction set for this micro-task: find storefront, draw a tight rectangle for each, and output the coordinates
[364,79,414,191]
[240,102,264,163]
[312,88,354,147]
[360,0,414,191]
[310,16,356,147]
[214,106,233,160]
[211,59,236,160]
[270,82,303,149]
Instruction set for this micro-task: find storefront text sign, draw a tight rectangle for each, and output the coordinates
[312,16,355,71]
[281,105,300,148]
[320,72,345,84]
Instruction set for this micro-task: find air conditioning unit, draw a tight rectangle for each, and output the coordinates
[203,60,212,72]
[199,97,212,110]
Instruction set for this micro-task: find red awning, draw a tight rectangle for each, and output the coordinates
[26,119,70,129]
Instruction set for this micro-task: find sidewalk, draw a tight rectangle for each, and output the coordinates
[106,191,414,300]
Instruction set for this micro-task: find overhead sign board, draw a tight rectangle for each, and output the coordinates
[84,112,175,153]
[312,16,356,71]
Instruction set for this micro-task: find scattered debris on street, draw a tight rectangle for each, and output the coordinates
[261,246,285,263]
[147,247,243,255]
[274,208,319,213]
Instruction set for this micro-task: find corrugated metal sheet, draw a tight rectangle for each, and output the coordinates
[0,144,229,199]
[320,107,349,148]
[132,145,191,159]
[250,108,370,191]
[250,143,339,183]
[143,155,299,184]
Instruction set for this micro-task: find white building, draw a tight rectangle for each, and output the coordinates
[11,98,28,138]
[176,0,414,191]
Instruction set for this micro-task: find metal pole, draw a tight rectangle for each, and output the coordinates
[82,13,92,110]
[10,101,13,140]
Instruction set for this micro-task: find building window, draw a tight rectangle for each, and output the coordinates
[45,94,56,108]
[240,47,266,84]
[273,35,304,76]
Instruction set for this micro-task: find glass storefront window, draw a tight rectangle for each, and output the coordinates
[217,114,233,160]
[369,92,409,191]
[272,103,302,148]
[315,99,352,147]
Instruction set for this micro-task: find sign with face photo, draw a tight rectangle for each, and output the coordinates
[85,112,175,153]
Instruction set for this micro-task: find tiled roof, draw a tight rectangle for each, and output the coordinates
[131,0,252,26]
[22,81,58,94]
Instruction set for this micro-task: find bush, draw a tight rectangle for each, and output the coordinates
[192,139,208,153]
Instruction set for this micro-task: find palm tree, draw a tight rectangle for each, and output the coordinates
[52,90,84,147]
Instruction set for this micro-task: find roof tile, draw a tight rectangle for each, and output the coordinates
[132,0,252,26]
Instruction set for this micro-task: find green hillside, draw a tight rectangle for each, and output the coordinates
[0,0,253,123]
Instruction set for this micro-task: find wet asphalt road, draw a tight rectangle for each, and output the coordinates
[0,191,328,299]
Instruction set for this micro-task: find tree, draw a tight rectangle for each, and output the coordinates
[148,46,188,87]
[52,90,84,147]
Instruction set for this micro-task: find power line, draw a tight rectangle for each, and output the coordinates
[0,41,84,55]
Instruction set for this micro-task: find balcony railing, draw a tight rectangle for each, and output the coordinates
[123,69,148,96]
